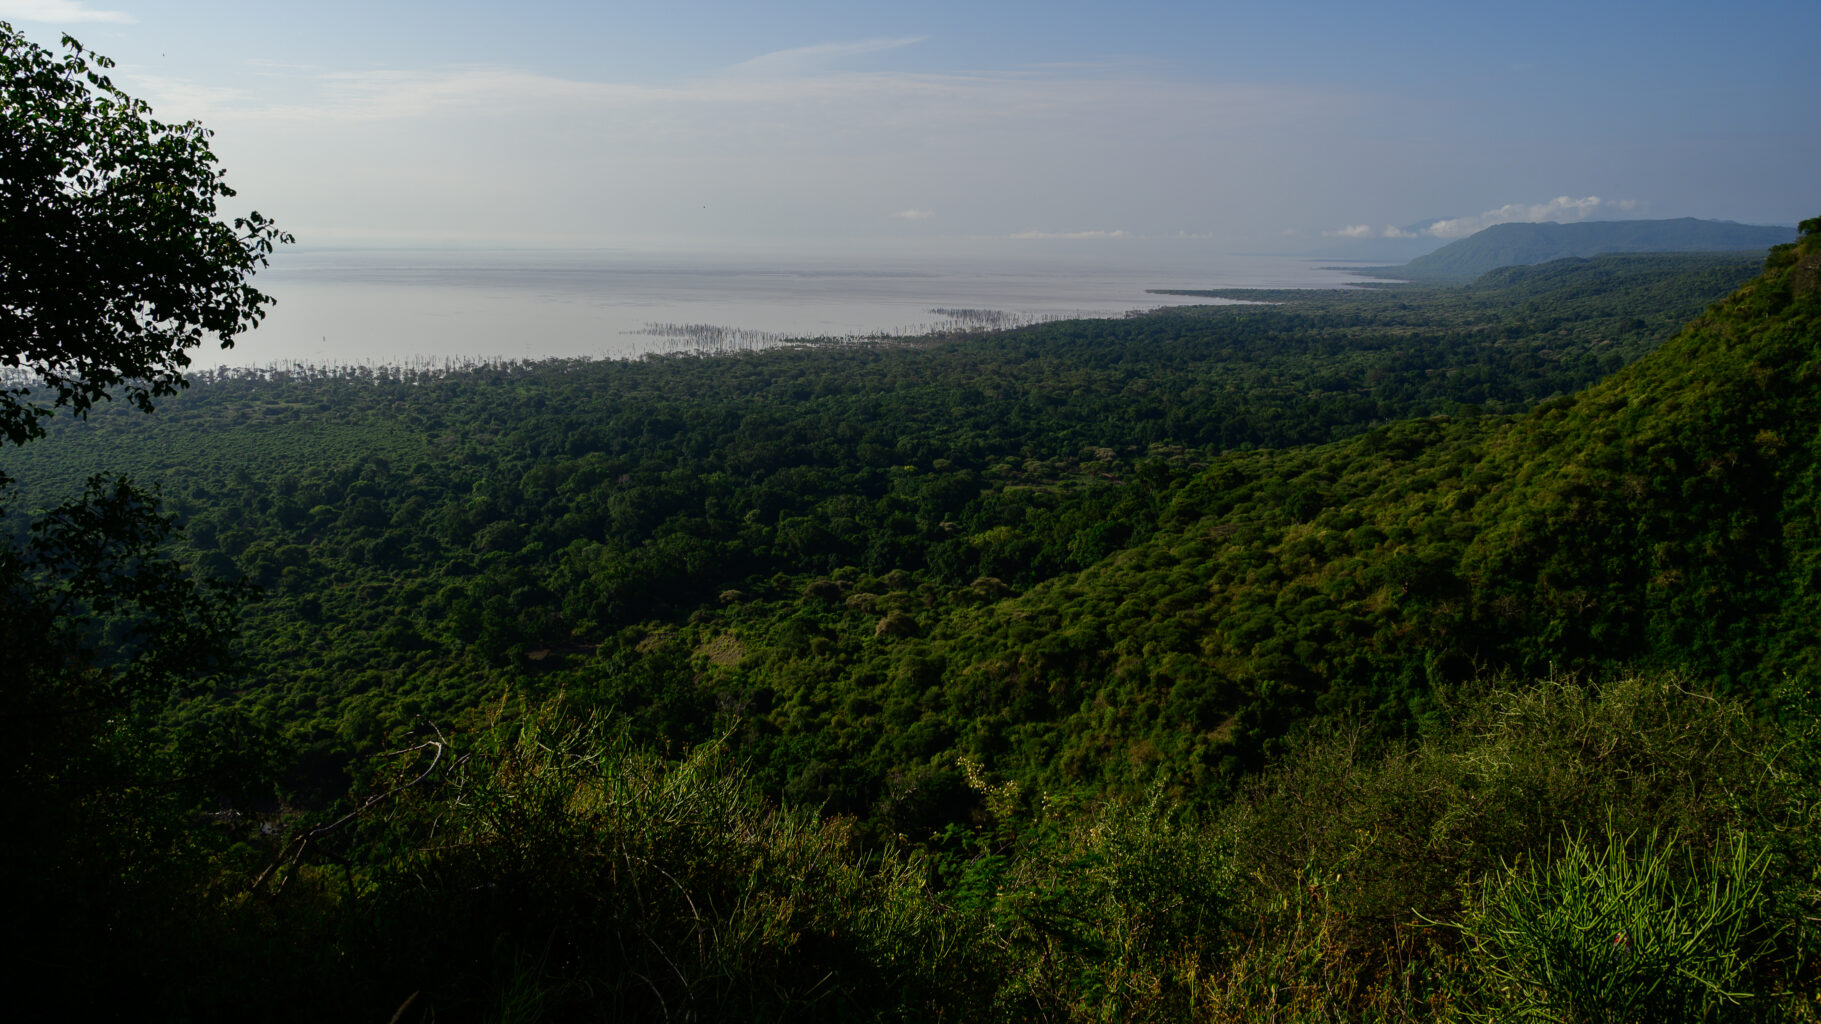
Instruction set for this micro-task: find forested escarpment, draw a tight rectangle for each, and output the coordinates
[1346,216,1797,281]
[11,232,1821,1020]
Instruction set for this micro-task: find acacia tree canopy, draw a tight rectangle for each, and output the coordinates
[0,22,291,445]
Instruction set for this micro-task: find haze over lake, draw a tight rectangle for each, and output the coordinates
[208,246,1376,370]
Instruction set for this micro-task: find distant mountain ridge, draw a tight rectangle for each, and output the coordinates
[1362,217,1796,281]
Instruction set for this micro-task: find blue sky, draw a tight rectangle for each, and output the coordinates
[3,0,1814,255]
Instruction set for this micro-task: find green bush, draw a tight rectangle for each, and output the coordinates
[1233,675,1770,961]
[1455,825,1784,1022]
[991,786,1239,1020]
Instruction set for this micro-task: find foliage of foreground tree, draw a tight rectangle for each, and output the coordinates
[0,20,289,444]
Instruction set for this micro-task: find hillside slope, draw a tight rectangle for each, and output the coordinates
[1369,217,1795,281]
[1457,217,1821,684]
[655,220,1821,803]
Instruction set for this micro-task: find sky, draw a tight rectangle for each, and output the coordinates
[2,0,1815,257]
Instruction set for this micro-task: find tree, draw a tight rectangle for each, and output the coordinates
[1,21,291,445]
[0,29,286,1011]
[0,22,277,720]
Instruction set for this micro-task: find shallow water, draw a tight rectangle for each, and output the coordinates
[205,246,1371,369]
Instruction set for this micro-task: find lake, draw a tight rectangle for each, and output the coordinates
[204,245,1374,370]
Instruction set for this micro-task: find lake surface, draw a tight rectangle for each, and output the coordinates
[203,246,1373,370]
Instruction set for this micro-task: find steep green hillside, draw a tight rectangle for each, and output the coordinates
[622,221,1821,807]
[1456,223,1821,685]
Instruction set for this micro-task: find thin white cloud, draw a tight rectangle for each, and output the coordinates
[890,209,934,220]
[124,74,250,114]
[1425,195,1638,239]
[1324,224,1422,239]
[1009,229,1129,240]
[721,36,928,78]
[245,58,322,72]
[145,65,664,124]
[0,0,134,23]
